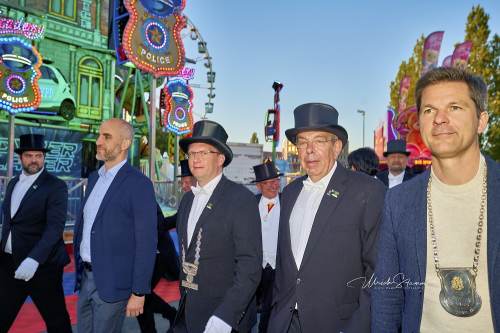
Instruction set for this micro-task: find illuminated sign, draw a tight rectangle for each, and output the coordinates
[0,125,84,177]
[164,79,193,135]
[0,36,43,115]
[176,67,195,80]
[0,17,45,40]
[414,159,432,166]
[394,105,431,162]
[122,0,186,76]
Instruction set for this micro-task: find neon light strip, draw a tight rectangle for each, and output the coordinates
[144,21,167,49]
[388,108,398,140]
[6,74,26,94]
[172,92,188,99]
[2,54,32,65]
[0,18,45,40]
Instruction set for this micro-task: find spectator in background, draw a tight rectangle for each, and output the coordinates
[376,139,414,188]
[348,147,380,176]
[252,162,283,333]
[178,159,197,193]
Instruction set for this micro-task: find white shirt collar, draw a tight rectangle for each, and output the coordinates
[192,172,223,196]
[19,168,44,182]
[261,194,279,204]
[303,161,337,190]
[388,170,405,180]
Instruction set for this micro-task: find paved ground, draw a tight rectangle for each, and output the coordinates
[64,301,261,333]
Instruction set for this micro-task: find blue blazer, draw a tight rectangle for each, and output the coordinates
[372,157,500,332]
[73,162,157,303]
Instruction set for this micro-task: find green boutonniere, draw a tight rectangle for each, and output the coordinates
[206,203,213,210]
[326,189,340,198]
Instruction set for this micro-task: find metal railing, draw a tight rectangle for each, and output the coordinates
[0,177,87,233]
[0,176,180,237]
[154,180,182,210]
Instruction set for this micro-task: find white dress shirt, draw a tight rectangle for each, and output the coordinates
[204,315,232,333]
[258,194,280,269]
[187,173,222,245]
[80,159,127,263]
[4,168,44,254]
[192,173,229,333]
[388,170,405,188]
[289,162,337,269]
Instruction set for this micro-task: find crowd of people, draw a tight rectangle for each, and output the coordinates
[0,66,499,333]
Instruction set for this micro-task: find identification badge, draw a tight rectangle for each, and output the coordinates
[437,267,482,317]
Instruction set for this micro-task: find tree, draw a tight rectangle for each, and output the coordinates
[250,132,259,144]
[463,5,500,160]
[484,34,500,159]
[389,35,425,110]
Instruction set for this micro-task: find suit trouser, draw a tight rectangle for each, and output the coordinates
[77,268,127,333]
[0,252,72,333]
[287,310,302,333]
[137,253,177,332]
[256,264,275,333]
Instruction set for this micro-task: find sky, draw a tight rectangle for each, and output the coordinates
[178,0,500,152]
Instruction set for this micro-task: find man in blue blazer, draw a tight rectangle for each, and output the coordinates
[73,118,157,333]
[372,67,500,332]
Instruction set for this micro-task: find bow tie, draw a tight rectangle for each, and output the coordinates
[191,186,207,196]
[302,179,326,191]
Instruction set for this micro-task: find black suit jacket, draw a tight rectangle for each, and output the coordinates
[268,164,386,333]
[157,205,180,280]
[175,175,262,332]
[376,167,414,187]
[1,170,70,268]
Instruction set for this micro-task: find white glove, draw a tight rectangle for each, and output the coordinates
[14,257,39,281]
[203,315,232,333]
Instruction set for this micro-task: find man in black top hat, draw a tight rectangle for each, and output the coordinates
[252,162,282,333]
[376,139,414,188]
[0,134,72,333]
[173,120,262,333]
[268,103,385,333]
[178,159,197,194]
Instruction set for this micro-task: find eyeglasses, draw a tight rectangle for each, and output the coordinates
[295,137,337,150]
[186,150,220,159]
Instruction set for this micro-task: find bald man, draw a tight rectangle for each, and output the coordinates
[73,119,158,333]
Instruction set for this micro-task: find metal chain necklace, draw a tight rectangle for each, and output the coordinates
[427,161,487,317]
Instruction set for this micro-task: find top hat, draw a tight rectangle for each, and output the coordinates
[252,162,283,183]
[179,120,233,167]
[176,159,193,178]
[15,134,50,154]
[285,103,348,146]
[383,139,410,157]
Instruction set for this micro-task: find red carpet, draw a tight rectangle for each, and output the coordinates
[9,248,180,333]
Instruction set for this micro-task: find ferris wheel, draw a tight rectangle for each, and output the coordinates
[114,13,215,123]
[180,15,216,120]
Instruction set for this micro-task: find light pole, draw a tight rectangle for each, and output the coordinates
[357,110,366,147]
